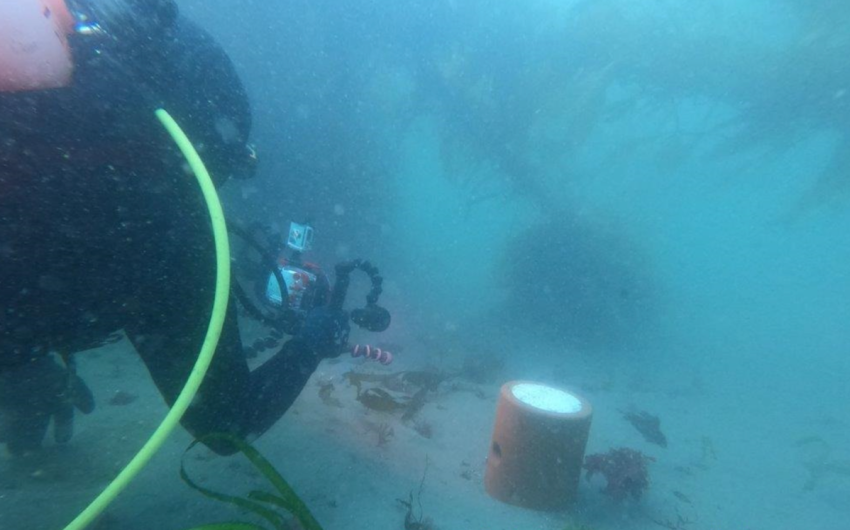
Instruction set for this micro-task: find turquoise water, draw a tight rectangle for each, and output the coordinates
[3,1,850,529]
[197,0,850,527]
[187,1,850,528]
[199,0,850,361]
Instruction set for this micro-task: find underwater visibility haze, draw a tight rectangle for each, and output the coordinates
[1,0,849,529]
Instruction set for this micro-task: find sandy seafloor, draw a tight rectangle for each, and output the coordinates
[2,318,849,530]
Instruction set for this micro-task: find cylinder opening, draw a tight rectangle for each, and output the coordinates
[511,383,582,414]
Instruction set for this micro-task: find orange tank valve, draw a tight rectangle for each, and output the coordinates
[484,380,593,511]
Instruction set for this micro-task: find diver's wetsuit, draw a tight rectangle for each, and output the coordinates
[0,3,327,454]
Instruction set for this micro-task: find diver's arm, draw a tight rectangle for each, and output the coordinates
[126,300,330,454]
[179,305,348,450]
[235,307,351,440]
[241,339,322,438]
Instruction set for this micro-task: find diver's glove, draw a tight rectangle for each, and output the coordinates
[0,355,95,455]
[295,306,351,359]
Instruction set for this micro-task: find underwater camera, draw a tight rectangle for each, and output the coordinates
[262,221,330,322]
[233,221,392,360]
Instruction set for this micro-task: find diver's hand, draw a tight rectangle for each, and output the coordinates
[0,356,94,455]
[296,306,350,359]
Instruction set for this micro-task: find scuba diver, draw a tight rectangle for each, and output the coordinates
[0,0,355,456]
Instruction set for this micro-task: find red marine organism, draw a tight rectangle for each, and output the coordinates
[584,447,654,501]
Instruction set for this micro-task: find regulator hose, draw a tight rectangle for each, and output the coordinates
[63,108,231,530]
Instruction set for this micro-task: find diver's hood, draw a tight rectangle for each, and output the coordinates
[68,0,178,42]
[0,0,76,92]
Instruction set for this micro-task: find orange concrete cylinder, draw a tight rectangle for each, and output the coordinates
[484,380,592,510]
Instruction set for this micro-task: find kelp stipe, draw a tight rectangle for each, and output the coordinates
[182,434,324,530]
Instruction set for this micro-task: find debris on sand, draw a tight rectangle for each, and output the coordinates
[108,390,138,406]
[584,447,654,501]
[622,409,667,447]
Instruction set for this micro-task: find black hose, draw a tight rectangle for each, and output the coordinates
[227,223,288,325]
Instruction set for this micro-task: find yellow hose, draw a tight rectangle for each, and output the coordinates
[63,109,232,530]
